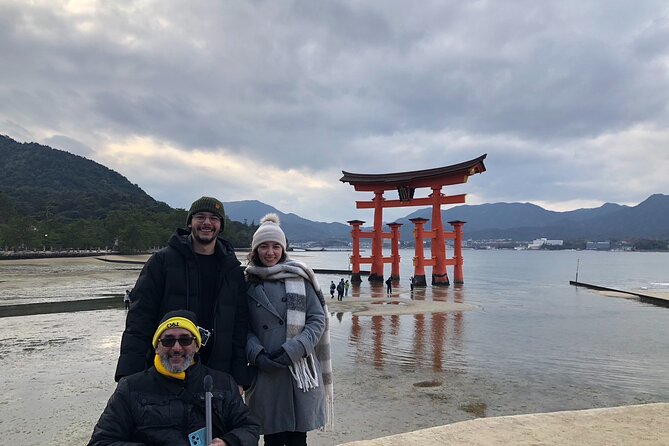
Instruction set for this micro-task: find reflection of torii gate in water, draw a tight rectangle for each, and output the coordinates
[340,154,487,286]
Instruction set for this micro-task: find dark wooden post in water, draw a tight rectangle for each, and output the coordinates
[340,155,486,284]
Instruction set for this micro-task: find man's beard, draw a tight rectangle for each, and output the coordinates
[192,227,219,245]
[159,351,195,373]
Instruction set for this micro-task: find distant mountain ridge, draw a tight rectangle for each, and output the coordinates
[223,200,351,243]
[385,195,668,241]
[2,134,668,243]
[225,195,669,242]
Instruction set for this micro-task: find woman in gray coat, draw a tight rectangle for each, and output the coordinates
[245,214,334,446]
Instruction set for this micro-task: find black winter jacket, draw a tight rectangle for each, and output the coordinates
[89,363,260,446]
[115,229,250,386]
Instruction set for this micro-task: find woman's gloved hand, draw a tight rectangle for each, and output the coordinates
[255,351,284,370]
[269,348,292,367]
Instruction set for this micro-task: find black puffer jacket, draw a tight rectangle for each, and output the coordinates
[115,229,250,386]
[89,363,260,446]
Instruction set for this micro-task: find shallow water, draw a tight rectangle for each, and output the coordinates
[311,249,669,395]
[1,250,668,444]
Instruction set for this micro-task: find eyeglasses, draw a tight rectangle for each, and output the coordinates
[193,213,221,223]
[158,336,196,347]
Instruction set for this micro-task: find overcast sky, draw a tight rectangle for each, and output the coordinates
[2,1,669,224]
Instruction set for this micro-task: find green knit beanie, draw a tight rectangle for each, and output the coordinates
[186,196,225,229]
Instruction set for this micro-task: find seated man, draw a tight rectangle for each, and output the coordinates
[89,310,260,446]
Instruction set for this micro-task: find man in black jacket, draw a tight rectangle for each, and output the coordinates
[90,310,260,445]
[115,197,250,389]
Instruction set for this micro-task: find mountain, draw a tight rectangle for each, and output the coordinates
[0,134,171,220]
[223,195,669,243]
[2,133,668,245]
[390,196,668,241]
[224,200,350,244]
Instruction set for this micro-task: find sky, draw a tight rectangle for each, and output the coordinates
[2,1,669,224]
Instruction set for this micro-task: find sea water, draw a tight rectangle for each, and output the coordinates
[308,250,669,398]
[1,249,668,442]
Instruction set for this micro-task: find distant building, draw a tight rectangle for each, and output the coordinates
[527,238,563,249]
[586,241,610,251]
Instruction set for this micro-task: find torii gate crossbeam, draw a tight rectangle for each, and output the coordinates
[340,154,486,286]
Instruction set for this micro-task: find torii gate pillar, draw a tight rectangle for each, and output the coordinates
[450,220,466,284]
[369,190,385,282]
[410,217,428,287]
[388,222,403,280]
[431,185,449,286]
[347,219,365,284]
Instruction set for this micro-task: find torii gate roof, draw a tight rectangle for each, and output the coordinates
[340,154,487,191]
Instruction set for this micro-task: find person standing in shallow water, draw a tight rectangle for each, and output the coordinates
[336,279,345,301]
[385,277,392,294]
[123,289,131,310]
[245,214,334,446]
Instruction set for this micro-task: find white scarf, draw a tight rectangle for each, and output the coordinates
[246,259,335,431]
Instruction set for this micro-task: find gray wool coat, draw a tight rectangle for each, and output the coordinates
[246,279,327,435]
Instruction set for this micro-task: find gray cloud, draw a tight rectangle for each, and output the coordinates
[1,1,669,222]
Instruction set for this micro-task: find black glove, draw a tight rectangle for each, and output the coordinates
[255,352,284,371]
[269,348,292,367]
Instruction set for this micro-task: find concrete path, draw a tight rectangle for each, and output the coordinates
[339,403,669,446]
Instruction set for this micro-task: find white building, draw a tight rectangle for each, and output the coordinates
[527,238,564,249]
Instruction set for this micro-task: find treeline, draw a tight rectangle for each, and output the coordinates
[0,208,258,253]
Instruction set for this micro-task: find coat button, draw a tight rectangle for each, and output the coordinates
[279,320,284,325]
[281,297,287,302]
[256,303,261,307]
[263,324,268,329]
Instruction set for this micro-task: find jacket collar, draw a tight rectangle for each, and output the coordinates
[168,228,241,271]
[249,283,281,319]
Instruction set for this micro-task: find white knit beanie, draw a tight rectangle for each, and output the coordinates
[252,213,287,251]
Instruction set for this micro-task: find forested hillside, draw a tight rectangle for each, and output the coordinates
[0,135,256,252]
[0,134,172,219]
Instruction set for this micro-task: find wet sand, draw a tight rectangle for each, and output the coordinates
[325,297,476,317]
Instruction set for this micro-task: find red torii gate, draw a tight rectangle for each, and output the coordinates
[340,154,487,286]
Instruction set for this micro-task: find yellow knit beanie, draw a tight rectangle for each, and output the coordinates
[152,310,202,348]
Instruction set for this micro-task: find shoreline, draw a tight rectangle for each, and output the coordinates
[0,251,112,261]
[3,246,669,262]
